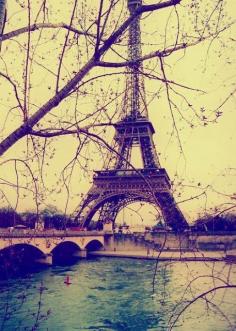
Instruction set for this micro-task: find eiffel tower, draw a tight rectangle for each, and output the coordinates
[75,0,188,232]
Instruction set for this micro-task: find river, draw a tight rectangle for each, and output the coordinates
[0,257,236,331]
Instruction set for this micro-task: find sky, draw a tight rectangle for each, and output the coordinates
[0,0,236,225]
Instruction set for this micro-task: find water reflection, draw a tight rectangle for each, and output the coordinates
[0,258,235,330]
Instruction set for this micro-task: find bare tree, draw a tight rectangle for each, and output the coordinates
[0,1,235,328]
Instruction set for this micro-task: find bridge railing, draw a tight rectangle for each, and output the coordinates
[0,229,107,238]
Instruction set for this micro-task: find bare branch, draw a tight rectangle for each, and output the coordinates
[97,25,235,67]
[0,72,24,112]
[168,285,236,331]
[1,22,95,42]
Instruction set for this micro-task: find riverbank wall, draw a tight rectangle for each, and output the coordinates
[104,232,236,252]
[94,232,236,261]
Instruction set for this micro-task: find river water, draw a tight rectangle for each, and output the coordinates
[0,257,236,331]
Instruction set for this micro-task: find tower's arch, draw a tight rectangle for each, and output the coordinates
[115,200,162,229]
[77,191,162,229]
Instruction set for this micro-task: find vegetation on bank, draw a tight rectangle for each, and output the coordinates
[0,207,72,230]
[191,213,236,232]
[0,208,236,232]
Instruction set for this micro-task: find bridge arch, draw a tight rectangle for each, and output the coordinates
[51,240,82,263]
[0,243,46,271]
[51,240,82,252]
[0,242,45,256]
[85,239,104,252]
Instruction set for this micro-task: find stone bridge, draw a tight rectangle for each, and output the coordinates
[2,229,236,266]
[0,230,110,265]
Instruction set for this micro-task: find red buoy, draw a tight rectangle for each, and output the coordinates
[64,275,72,285]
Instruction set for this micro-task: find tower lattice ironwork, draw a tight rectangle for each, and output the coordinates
[74,0,188,231]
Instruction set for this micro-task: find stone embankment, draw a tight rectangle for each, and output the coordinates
[90,249,231,261]
[94,232,236,261]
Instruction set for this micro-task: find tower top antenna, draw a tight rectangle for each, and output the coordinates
[123,0,147,119]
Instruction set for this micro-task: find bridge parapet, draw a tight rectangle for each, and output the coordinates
[0,229,106,238]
